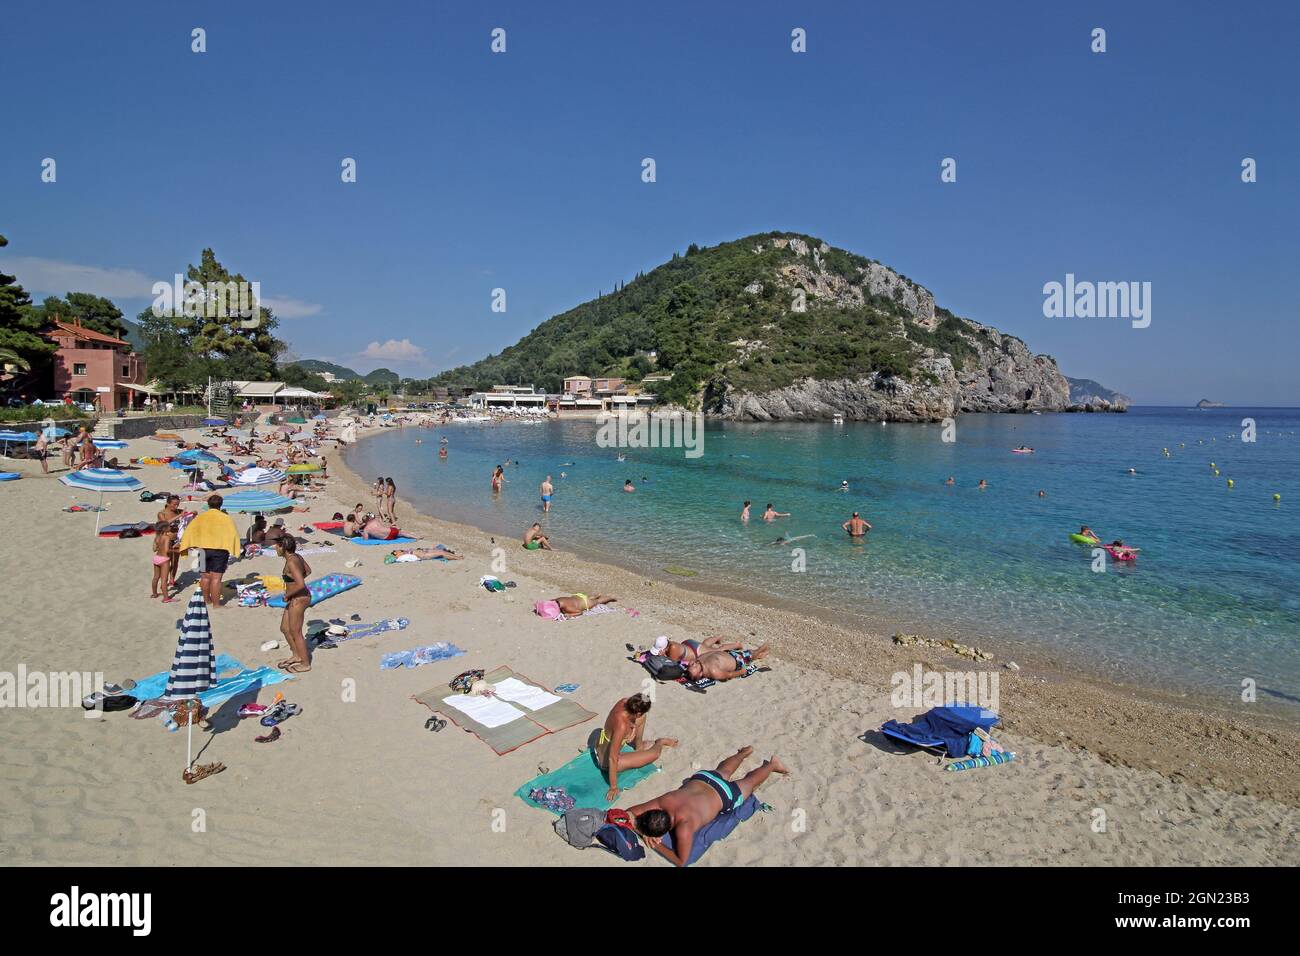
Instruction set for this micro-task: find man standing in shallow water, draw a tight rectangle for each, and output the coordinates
[540,474,554,513]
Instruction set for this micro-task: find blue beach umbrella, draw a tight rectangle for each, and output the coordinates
[175,449,224,464]
[41,425,72,440]
[220,489,295,513]
[0,430,37,457]
[59,467,145,533]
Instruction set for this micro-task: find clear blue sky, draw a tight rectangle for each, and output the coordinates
[2,0,1296,404]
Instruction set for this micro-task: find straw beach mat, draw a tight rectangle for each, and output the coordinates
[413,666,595,755]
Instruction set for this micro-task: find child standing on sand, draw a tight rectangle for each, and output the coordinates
[151,520,177,602]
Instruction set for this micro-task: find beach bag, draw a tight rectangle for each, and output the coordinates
[449,669,485,694]
[595,813,646,861]
[644,654,685,682]
[555,807,606,848]
[139,490,159,502]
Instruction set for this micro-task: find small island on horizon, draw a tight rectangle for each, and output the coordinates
[1196,399,1229,409]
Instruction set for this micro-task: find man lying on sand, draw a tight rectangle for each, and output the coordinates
[534,593,617,620]
[686,644,771,683]
[362,517,401,540]
[626,746,788,867]
[596,693,678,801]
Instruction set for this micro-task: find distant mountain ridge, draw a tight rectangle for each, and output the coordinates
[286,360,400,386]
[430,231,1105,421]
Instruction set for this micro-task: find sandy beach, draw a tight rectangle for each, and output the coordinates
[1,421,1297,867]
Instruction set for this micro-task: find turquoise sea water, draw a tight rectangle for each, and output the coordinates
[344,408,1300,706]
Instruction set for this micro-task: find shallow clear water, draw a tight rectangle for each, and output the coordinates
[344,408,1300,706]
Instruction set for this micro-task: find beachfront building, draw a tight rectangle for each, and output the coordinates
[225,381,333,406]
[594,377,626,396]
[563,376,594,397]
[467,385,548,412]
[43,318,148,412]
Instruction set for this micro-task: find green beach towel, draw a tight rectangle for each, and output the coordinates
[514,747,660,815]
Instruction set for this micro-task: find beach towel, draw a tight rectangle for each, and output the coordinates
[880,706,1001,758]
[413,665,596,755]
[333,617,408,641]
[515,747,660,815]
[98,521,156,537]
[379,642,465,669]
[348,535,417,546]
[266,573,361,607]
[660,794,763,866]
[127,654,292,727]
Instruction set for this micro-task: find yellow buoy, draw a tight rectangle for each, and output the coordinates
[1227,479,1234,488]
[1274,493,1282,501]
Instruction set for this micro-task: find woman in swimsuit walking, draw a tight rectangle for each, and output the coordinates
[276,537,313,673]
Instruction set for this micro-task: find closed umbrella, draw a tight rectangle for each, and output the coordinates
[164,588,221,784]
[58,467,145,533]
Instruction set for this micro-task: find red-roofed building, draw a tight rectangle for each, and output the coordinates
[43,318,147,413]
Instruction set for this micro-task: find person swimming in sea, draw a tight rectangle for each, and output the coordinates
[945,476,955,486]
[762,503,789,521]
[740,500,751,522]
[978,479,988,490]
[624,479,635,492]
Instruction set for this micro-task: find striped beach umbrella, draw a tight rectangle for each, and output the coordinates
[58,467,145,533]
[228,466,285,487]
[220,489,296,513]
[164,589,215,699]
[164,588,215,777]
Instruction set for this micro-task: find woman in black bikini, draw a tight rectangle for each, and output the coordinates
[276,537,313,673]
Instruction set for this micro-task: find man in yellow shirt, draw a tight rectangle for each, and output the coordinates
[178,494,242,607]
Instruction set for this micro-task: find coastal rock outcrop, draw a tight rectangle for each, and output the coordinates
[711,249,1071,422]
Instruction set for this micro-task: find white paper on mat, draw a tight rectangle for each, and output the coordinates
[491,677,562,711]
[443,693,524,728]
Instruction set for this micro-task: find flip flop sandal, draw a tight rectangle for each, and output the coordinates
[261,702,302,726]
[182,762,226,784]
[254,726,282,743]
[424,716,446,733]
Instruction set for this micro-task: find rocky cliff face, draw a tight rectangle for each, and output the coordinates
[708,238,1072,422]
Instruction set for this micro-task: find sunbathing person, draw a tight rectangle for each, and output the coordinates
[361,517,401,540]
[654,635,741,665]
[596,693,678,801]
[685,644,771,683]
[626,746,788,867]
[523,523,553,550]
[387,546,462,562]
[535,593,618,619]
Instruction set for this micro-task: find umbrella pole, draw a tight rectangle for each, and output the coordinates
[95,488,104,534]
[186,713,193,771]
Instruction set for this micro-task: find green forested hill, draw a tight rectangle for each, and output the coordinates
[429,232,997,406]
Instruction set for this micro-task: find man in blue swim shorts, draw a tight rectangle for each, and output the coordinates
[685,643,771,683]
[625,746,789,867]
[540,475,554,513]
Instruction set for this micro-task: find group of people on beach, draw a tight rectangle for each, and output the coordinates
[594,690,785,866]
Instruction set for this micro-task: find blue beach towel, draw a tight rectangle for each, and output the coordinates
[128,653,292,715]
[379,642,465,669]
[880,705,1000,757]
[514,747,660,815]
[348,535,418,546]
[660,794,763,866]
